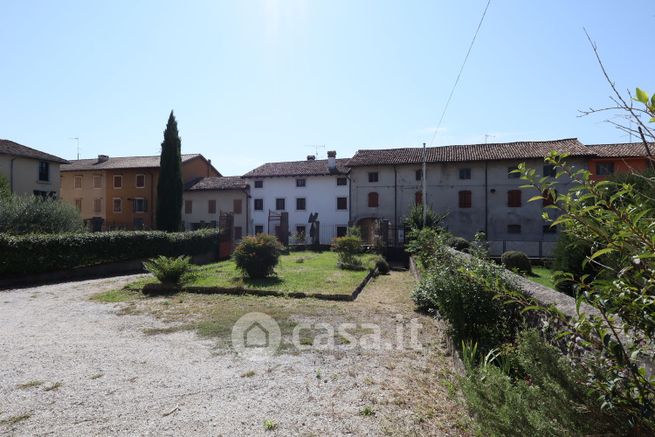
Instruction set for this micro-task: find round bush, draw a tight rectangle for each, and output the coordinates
[233,234,283,278]
[332,235,363,269]
[501,250,532,274]
[446,236,470,252]
[374,255,390,274]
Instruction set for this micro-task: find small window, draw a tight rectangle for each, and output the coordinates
[234,226,243,241]
[208,199,217,214]
[75,198,82,211]
[459,190,472,208]
[507,190,522,207]
[337,197,347,210]
[74,175,83,189]
[459,168,471,180]
[596,162,615,176]
[254,199,263,210]
[233,199,242,214]
[543,224,557,234]
[507,224,522,234]
[337,177,347,186]
[136,174,145,188]
[184,200,192,214]
[275,198,285,210]
[415,191,422,205]
[93,175,102,189]
[38,161,50,182]
[93,198,102,213]
[415,169,422,181]
[368,192,379,208]
[295,225,306,237]
[133,198,147,213]
[508,165,520,179]
[254,180,263,188]
[296,178,306,187]
[113,198,122,213]
[296,198,306,210]
[543,164,556,177]
[255,225,264,234]
[336,226,348,237]
[368,172,379,183]
[113,175,123,189]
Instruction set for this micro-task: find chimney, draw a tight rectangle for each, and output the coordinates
[327,150,336,170]
[307,155,316,161]
[97,155,109,163]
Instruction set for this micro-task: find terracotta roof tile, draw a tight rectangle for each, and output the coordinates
[185,176,248,191]
[243,158,349,178]
[62,154,204,171]
[587,142,655,158]
[0,139,68,164]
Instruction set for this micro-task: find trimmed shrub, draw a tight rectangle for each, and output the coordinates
[373,256,390,274]
[143,255,195,287]
[0,229,219,276]
[0,195,84,234]
[233,233,283,278]
[501,250,531,274]
[446,236,470,252]
[332,235,364,270]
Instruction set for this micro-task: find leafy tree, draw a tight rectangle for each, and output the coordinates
[156,111,184,232]
[0,195,84,234]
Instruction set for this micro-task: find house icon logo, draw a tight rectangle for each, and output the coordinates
[231,312,281,358]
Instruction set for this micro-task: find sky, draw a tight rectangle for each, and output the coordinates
[1,0,653,175]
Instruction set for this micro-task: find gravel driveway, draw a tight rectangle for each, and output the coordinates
[0,274,467,436]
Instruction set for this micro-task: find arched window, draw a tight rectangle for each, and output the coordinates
[368,192,379,208]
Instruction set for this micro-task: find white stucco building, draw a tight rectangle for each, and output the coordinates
[0,139,68,197]
[243,151,350,245]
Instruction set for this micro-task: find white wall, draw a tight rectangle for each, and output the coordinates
[0,155,61,197]
[246,175,350,245]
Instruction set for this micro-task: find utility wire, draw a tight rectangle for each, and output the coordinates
[428,0,492,147]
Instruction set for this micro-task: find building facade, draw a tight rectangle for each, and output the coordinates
[347,139,593,257]
[61,154,220,230]
[0,139,68,197]
[587,142,654,180]
[243,152,350,245]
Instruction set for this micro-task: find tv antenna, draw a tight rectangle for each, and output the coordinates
[305,144,325,156]
[70,137,80,159]
[484,134,495,144]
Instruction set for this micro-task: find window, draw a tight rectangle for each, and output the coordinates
[543,224,557,234]
[234,226,243,241]
[296,178,306,187]
[74,175,83,189]
[295,225,306,237]
[508,165,520,179]
[93,175,102,189]
[296,198,306,210]
[368,192,379,207]
[543,164,556,177]
[415,169,422,181]
[368,172,379,183]
[337,197,347,210]
[459,190,472,208]
[255,225,264,234]
[275,198,285,210]
[38,161,50,181]
[184,200,192,214]
[93,198,102,213]
[507,224,522,234]
[113,175,123,189]
[507,190,522,207]
[596,162,615,176]
[415,191,422,205]
[75,198,82,211]
[233,199,242,214]
[208,199,217,214]
[337,177,347,186]
[133,198,147,213]
[113,198,122,213]
[542,189,556,207]
[254,198,263,210]
[459,168,472,180]
[136,174,145,188]
[336,226,348,237]
[254,180,263,188]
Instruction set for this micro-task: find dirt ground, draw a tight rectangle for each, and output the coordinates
[0,271,472,436]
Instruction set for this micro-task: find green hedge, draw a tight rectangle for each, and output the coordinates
[0,229,219,276]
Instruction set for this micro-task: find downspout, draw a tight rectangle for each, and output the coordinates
[347,172,352,225]
[484,161,488,236]
[10,158,16,192]
[242,187,250,235]
[394,166,398,243]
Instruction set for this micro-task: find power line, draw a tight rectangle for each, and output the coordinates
[428,0,492,148]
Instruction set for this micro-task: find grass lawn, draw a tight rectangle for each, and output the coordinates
[530,266,557,290]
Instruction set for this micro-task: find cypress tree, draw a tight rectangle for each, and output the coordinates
[156,110,183,231]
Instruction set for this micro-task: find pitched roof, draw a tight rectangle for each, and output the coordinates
[243,158,349,178]
[185,176,248,191]
[0,139,69,164]
[346,138,592,167]
[587,142,655,158]
[61,154,210,171]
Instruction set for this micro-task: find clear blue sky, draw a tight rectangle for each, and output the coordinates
[1,1,653,175]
